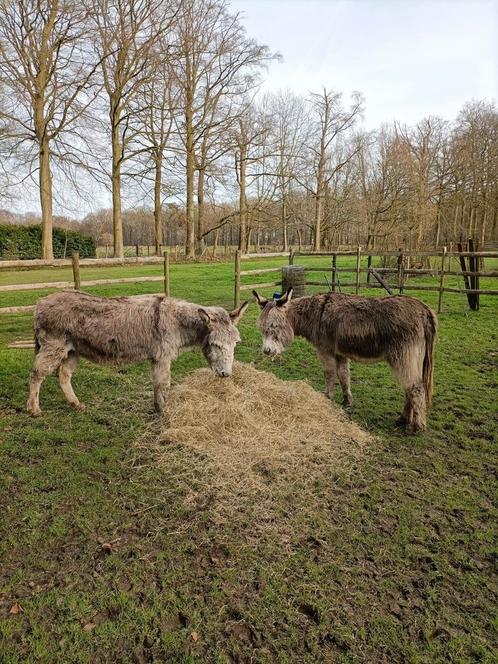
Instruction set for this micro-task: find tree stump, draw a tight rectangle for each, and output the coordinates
[281,265,306,297]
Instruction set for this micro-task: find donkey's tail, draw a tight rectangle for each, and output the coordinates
[33,307,41,355]
[34,330,41,355]
[422,307,438,407]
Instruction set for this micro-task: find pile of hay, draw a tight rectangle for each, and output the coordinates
[153,362,371,474]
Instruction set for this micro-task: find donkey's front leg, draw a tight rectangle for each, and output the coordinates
[317,350,337,400]
[151,357,171,413]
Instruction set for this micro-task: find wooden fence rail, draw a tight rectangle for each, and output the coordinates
[0,251,171,315]
[1,246,497,316]
[234,246,498,313]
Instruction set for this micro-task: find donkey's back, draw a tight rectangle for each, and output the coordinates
[321,293,433,361]
[34,290,165,363]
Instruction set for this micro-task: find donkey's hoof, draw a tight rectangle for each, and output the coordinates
[27,400,42,417]
[395,415,407,429]
[405,421,426,435]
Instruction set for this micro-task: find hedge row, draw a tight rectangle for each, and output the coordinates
[0,224,96,260]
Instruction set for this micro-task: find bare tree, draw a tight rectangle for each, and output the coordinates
[133,59,180,254]
[172,0,275,257]
[90,0,178,257]
[299,89,363,250]
[0,0,100,258]
[266,90,308,250]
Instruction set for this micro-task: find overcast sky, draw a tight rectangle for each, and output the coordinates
[7,0,498,218]
[232,0,498,128]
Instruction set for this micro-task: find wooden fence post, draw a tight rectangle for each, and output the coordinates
[469,238,479,311]
[234,249,241,308]
[331,253,337,292]
[397,250,405,294]
[72,252,80,290]
[355,245,361,294]
[163,251,170,297]
[457,242,472,310]
[437,246,447,314]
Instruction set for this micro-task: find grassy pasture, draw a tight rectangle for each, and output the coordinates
[0,256,497,663]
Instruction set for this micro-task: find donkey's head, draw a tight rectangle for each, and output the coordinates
[253,288,294,357]
[198,301,249,377]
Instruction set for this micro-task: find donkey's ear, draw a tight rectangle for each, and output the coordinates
[229,300,249,325]
[252,290,269,309]
[198,308,212,325]
[276,287,293,307]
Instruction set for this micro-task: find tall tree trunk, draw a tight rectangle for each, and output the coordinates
[480,208,487,245]
[212,227,220,258]
[39,135,54,259]
[185,143,195,257]
[468,205,475,238]
[196,167,205,256]
[435,207,441,247]
[185,101,195,258]
[238,143,247,253]
[314,194,322,251]
[281,195,288,252]
[154,151,163,254]
[452,202,459,241]
[111,115,124,258]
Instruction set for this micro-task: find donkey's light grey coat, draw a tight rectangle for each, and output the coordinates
[27,291,248,416]
[254,289,438,432]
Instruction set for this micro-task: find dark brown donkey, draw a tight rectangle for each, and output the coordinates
[253,288,438,432]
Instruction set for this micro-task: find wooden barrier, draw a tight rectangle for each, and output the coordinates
[72,252,81,290]
[234,250,289,306]
[294,246,498,310]
[437,247,447,313]
[163,251,170,297]
[1,245,497,317]
[0,276,165,292]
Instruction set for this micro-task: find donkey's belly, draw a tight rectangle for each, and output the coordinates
[341,351,385,364]
[336,335,389,363]
[71,335,156,364]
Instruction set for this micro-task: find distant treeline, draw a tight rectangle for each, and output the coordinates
[0,1,497,259]
[0,224,96,260]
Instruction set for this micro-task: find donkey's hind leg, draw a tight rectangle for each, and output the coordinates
[335,355,353,406]
[317,350,337,400]
[59,351,84,411]
[152,356,171,413]
[27,337,71,417]
[390,344,426,433]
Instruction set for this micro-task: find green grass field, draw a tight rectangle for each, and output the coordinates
[1,256,497,663]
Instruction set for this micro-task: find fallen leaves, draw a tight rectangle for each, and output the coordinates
[98,536,121,554]
[9,603,23,615]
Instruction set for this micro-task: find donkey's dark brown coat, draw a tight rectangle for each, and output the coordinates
[254,290,438,432]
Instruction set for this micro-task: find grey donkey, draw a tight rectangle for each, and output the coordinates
[27,291,248,417]
[253,288,437,433]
